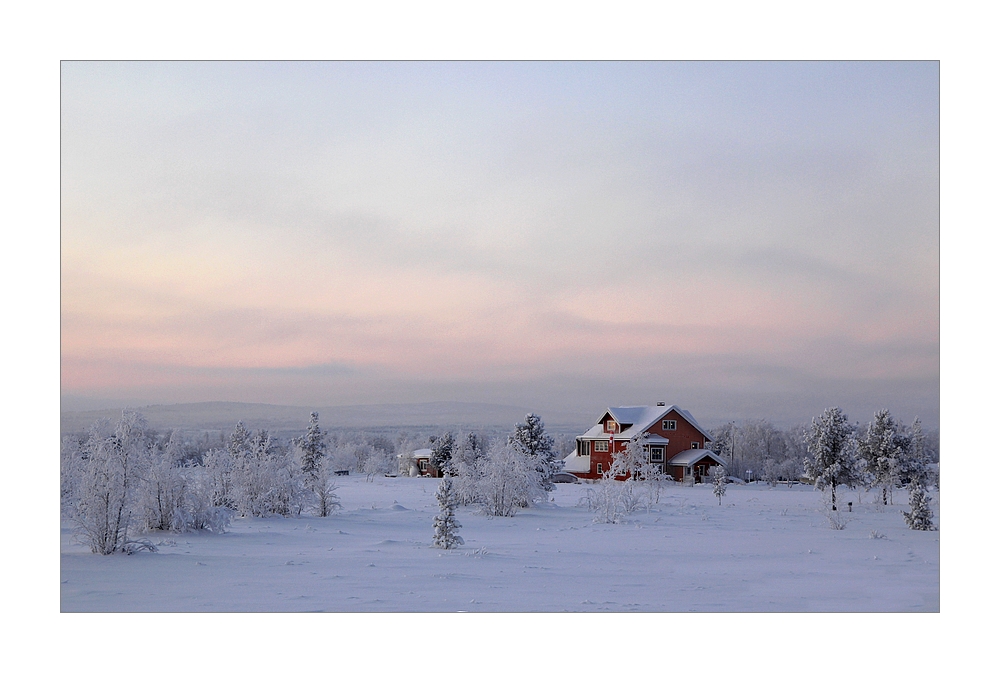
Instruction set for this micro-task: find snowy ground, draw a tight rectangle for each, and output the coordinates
[61,476,939,612]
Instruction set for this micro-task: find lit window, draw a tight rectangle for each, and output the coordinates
[650,447,663,462]
[605,420,617,433]
[691,442,699,449]
[663,420,677,431]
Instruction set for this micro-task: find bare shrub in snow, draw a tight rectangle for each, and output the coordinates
[869,529,887,539]
[824,505,851,530]
[432,477,464,549]
[587,474,624,524]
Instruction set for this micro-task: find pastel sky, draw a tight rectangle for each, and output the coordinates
[61,61,939,426]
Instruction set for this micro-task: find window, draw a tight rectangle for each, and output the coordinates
[685,467,691,475]
[418,459,428,471]
[605,420,617,433]
[662,420,677,431]
[580,440,590,456]
[691,442,700,449]
[597,463,603,474]
[650,446,663,462]
[595,440,608,453]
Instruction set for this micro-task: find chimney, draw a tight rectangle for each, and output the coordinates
[656,401,665,406]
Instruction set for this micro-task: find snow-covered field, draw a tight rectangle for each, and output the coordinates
[60,476,939,612]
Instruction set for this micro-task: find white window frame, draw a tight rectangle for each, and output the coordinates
[605,420,617,433]
[650,446,664,462]
[595,440,609,453]
[596,463,603,474]
[663,420,677,431]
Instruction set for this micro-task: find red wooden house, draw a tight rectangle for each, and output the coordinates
[564,403,724,482]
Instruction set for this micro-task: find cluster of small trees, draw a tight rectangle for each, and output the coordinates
[711,416,938,487]
[430,414,564,518]
[804,407,937,530]
[62,409,351,554]
[709,420,811,484]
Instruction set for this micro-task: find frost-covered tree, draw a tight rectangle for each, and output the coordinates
[203,447,236,509]
[362,448,391,482]
[858,409,901,506]
[804,407,857,511]
[897,417,932,488]
[609,433,657,514]
[180,466,232,532]
[313,456,342,517]
[75,410,155,554]
[449,432,488,505]
[297,412,327,483]
[61,434,85,516]
[429,432,455,476]
[432,477,464,549]
[478,439,545,517]
[902,480,936,531]
[139,445,188,531]
[712,465,727,505]
[510,414,561,491]
[227,420,253,459]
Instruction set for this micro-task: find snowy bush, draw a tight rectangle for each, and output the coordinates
[712,465,727,505]
[138,449,188,531]
[432,477,464,549]
[825,508,851,530]
[477,438,545,517]
[182,467,233,532]
[586,474,625,524]
[902,481,936,531]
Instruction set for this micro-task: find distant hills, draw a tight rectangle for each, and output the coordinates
[60,400,593,436]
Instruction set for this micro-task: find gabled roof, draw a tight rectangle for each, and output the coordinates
[589,405,714,442]
[667,448,725,467]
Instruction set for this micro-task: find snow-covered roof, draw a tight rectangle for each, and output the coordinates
[576,405,714,442]
[397,448,433,459]
[667,448,725,467]
[562,451,591,473]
